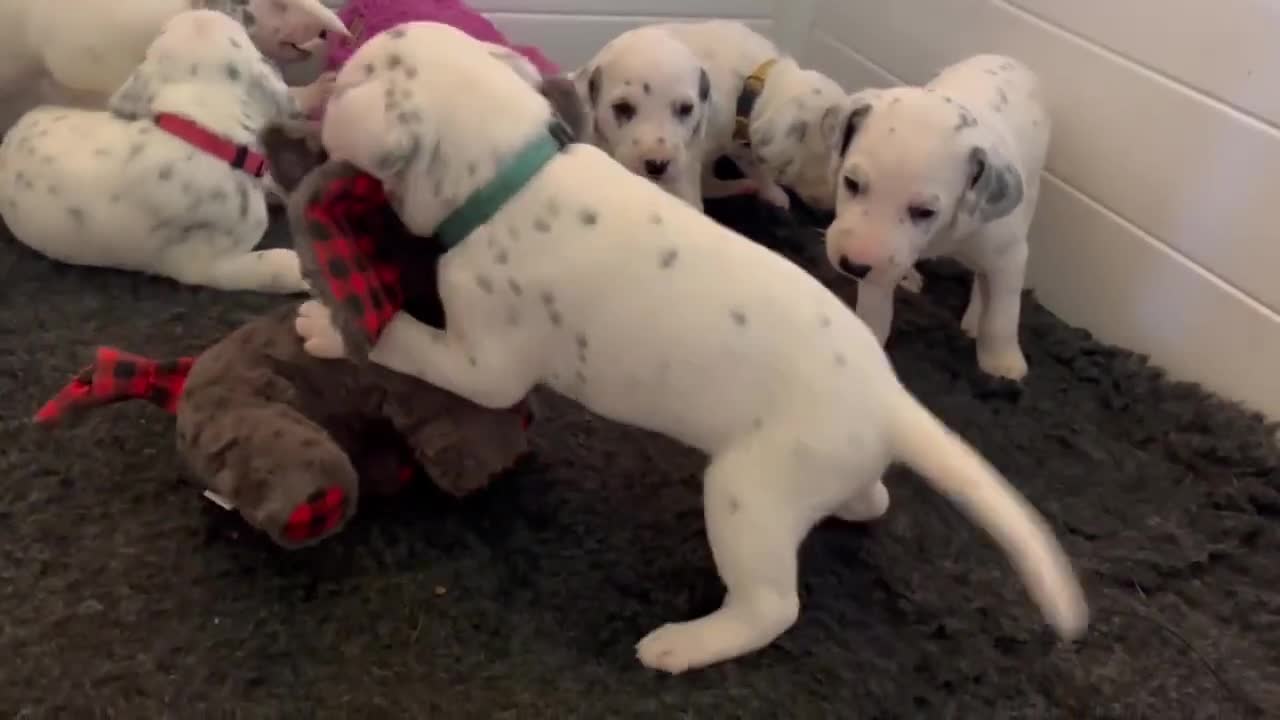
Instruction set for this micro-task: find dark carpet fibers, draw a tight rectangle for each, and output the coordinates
[2,197,1279,719]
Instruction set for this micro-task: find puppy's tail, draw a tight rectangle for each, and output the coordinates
[885,389,1089,641]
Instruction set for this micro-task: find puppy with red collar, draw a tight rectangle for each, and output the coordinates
[0,10,308,293]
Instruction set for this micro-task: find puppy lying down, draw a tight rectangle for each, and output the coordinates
[0,10,308,294]
[291,22,1088,674]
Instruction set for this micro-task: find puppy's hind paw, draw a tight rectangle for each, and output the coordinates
[295,299,347,359]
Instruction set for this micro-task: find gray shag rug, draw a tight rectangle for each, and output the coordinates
[1,194,1277,718]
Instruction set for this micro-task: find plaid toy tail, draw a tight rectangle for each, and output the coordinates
[33,347,195,425]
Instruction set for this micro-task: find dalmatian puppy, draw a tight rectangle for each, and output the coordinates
[0,9,308,293]
[295,23,1087,674]
[0,0,347,133]
[824,55,1049,381]
[574,21,925,294]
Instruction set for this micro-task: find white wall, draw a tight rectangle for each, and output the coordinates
[471,0,781,67]
[773,0,1280,418]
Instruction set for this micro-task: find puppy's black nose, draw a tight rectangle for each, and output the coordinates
[318,30,328,39]
[644,159,670,178]
[838,257,872,279]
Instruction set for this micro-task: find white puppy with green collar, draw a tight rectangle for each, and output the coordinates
[825,55,1050,381]
[295,22,1087,674]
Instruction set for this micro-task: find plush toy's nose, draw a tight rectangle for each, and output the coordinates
[644,158,670,178]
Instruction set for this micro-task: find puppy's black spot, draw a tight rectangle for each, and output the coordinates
[533,218,551,233]
[507,277,523,296]
[727,496,740,514]
[67,206,85,225]
[834,352,847,367]
[225,63,241,82]
[495,248,509,265]
[786,121,808,142]
[643,82,651,95]
[387,53,403,69]
[158,165,173,181]
[819,313,831,328]
[658,248,678,268]
[579,209,598,226]
[730,309,748,327]
[389,27,407,39]
[751,417,764,430]
[649,213,663,225]
[475,274,495,294]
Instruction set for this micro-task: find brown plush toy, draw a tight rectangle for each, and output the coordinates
[31,130,542,548]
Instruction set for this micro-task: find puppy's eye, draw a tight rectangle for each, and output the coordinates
[674,101,695,119]
[907,206,937,222]
[843,176,862,195]
[612,101,636,124]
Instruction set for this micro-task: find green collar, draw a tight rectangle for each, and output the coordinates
[436,121,573,248]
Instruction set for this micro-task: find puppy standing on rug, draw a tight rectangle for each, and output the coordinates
[824,55,1050,380]
[574,20,925,293]
[0,10,309,294]
[291,22,1087,674]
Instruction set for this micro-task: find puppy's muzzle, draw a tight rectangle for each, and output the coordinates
[838,257,872,280]
[643,158,670,179]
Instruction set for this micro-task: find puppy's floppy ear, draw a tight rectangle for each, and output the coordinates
[322,77,419,182]
[963,145,1024,222]
[697,67,711,103]
[107,68,156,120]
[261,121,328,193]
[584,65,603,107]
[539,74,588,140]
[821,90,878,158]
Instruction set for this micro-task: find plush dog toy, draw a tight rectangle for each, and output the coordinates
[33,305,534,548]
[30,120,539,549]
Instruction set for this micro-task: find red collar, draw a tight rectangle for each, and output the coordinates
[153,113,267,178]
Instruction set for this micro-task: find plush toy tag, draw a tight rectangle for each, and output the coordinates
[202,489,236,510]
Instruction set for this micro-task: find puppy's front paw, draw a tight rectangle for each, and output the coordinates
[294,71,337,114]
[977,342,1028,381]
[296,299,347,358]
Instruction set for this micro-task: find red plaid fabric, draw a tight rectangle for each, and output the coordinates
[303,171,409,344]
[282,486,351,543]
[34,347,194,424]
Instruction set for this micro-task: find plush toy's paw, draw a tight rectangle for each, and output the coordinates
[296,299,348,359]
[898,267,925,294]
[758,181,791,210]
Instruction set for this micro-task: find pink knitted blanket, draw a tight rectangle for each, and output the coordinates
[326,0,558,75]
